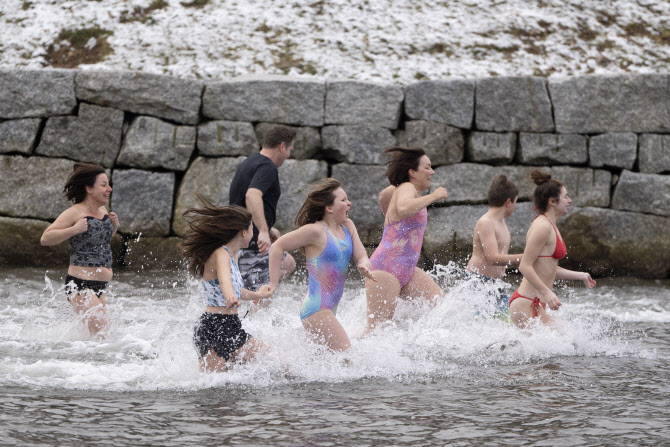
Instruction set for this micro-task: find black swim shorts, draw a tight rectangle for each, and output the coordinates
[65,274,107,300]
[193,312,252,361]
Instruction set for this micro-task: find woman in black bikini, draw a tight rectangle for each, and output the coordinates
[41,162,120,338]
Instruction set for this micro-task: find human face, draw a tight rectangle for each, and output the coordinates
[241,221,254,247]
[410,155,434,191]
[555,187,571,216]
[504,196,518,218]
[327,187,351,224]
[276,140,294,167]
[86,173,112,205]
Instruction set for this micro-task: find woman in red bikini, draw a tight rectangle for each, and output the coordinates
[510,170,597,327]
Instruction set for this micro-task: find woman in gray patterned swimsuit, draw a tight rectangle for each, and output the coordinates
[41,162,120,338]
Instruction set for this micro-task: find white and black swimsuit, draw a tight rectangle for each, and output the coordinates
[65,215,114,299]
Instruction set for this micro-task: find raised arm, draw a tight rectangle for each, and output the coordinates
[393,183,448,221]
[477,220,522,267]
[518,223,562,310]
[268,224,322,290]
[40,208,87,246]
[556,266,597,288]
[343,219,376,281]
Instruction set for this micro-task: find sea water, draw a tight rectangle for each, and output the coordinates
[1,266,668,445]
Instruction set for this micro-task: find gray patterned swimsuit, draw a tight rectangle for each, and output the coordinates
[69,215,114,267]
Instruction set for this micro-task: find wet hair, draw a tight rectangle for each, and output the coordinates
[488,175,519,207]
[382,147,427,186]
[295,178,342,228]
[62,162,107,203]
[531,170,564,213]
[180,194,252,277]
[262,125,297,149]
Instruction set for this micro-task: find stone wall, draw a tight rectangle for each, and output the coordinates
[1,70,669,278]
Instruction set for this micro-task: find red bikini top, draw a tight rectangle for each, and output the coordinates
[535,215,567,260]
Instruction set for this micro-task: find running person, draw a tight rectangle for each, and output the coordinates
[40,162,119,338]
[465,175,523,314]
[364,147,448,335]
[268,178,376,352]
[510,170,597,327]
[180,195,274,372]
[229,125,296,304]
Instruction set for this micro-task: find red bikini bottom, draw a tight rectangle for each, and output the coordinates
[508,290,547,318]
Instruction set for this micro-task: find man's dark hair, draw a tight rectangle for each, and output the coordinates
[263,125,296,149]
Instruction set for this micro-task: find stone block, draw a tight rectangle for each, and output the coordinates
[0,69,77,118]
[423,204,488,265]
[467,132,516,165]
[275,159,329,233]
[325,80,403,129]
[638,134,670,174]
[0,119,41,154]
[203,75,325,126]
[0,216,69,267]
[396,120,463,166]
[611,170,670,217]
[111,169,175,236]
[476,77,554,132]
[35,103,124,167]
[589,133,637,170]
[518,133,588,165]
[322,125,396,165]
[76,71,203,125]
[560,207,670,277]
[123,236,183,269]
[331,163,389,244]
[404,79,475,128]
[255,123,321,160]
[117,116,195,171]
[550,74,670,133]
[198,120,258,157]
[173,156,246,235]
[0,156,73,220]
[550,166,611,207]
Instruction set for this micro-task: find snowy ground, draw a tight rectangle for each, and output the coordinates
[1,0,669,83]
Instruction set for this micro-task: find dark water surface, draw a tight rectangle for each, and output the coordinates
[1,267,668,446]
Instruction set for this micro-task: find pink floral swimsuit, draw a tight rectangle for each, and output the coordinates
[370,208,427,287]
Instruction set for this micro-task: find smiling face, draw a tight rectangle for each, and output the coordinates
[85,173,112,205]
[327,187,351,224]
[554,186,571,216]
[409,155,434,191]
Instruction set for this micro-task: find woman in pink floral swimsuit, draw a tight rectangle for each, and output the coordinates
[364,147,448,335]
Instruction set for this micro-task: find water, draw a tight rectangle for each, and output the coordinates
[1,266,669,446]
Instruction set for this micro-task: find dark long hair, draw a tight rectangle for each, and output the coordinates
[295,178,342,228]
[382,147,426,186]
[531,170,564,213]
[180,194,252,277]
[63,162,106,203]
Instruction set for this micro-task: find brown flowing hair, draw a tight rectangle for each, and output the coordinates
[63,162,106,203]
[294,178,342,228]
[180,194,252,277]
[382,147,426,186]
[531,170,564,213]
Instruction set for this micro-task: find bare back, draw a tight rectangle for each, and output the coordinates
[466,212,512,279]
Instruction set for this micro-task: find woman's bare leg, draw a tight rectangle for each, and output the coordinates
[363,271,401,336]
[70,290,108,337]
[509,301,555,328]
[399,268,444,305]
[199,348,228,372]
[230,337,272,363]
[302,309,351,352]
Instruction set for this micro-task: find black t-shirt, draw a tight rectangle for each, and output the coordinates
[229,153,281,247]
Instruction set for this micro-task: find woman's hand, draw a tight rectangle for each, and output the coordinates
[72,217,88,234]
[108,212,120,230]
[430,187,448,203]
[256,284,273,300]
[582,273,597,288]
[227,295,240,308]
[543,290,562,311]
[357,260,377,282]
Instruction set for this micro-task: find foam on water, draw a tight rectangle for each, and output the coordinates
[0,267,667,392]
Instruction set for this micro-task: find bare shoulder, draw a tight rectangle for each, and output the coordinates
[343,218,357,233]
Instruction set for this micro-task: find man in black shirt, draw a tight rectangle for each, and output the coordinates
[229,125,297,294]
